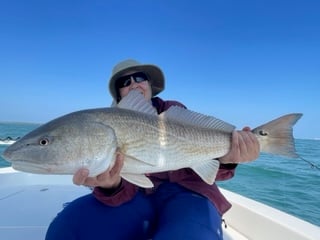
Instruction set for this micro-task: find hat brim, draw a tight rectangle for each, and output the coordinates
[109,64,165,100]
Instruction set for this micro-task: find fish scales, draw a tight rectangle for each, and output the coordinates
[79,108,230,173]
[2,90,303,188]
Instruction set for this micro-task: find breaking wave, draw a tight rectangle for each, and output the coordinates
[0,136,20,145]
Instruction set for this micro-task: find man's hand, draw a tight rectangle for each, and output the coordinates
[219,127,260,164]
[73,152,124,189]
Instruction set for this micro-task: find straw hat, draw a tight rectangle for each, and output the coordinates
[108,59,165,100]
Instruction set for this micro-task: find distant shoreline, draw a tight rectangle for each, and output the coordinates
[0,121,42,125]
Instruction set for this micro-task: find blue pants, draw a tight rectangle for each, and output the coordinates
[46,182,223,240]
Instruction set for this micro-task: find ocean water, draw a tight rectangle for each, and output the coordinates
[0,122,319,227]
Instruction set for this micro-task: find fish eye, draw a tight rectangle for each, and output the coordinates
[259,130,268,136]
[39,138,50,146]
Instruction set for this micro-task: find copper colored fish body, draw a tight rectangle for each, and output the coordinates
[2,91,302,188]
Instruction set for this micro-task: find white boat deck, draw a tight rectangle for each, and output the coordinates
[0,167,319,240]
[222,189,320,240]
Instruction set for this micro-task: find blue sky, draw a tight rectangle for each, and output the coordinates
[1,0,319,139]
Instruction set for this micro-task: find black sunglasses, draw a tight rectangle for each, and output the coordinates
[116,72,148,89]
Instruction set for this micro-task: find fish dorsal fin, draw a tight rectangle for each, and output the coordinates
[116,90,157,115]
[160,106,236,132]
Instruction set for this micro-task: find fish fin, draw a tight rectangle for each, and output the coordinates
[83,123,118,177]
[122,154,158,167]
[121,173,154,188]
[116,90,158,115]
[252,113,303,158]
[160,106,235,132]
[191,159,220,185]
[110,100,117,107]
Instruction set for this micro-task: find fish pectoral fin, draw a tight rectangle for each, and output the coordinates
[123,154,158,167]
[121,173,154,188]
[191,160,220,185]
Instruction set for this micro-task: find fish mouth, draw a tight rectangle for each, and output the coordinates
[2,149,12,161]
[10,161,57,174]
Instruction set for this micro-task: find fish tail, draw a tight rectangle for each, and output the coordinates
[252,113,303,158]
